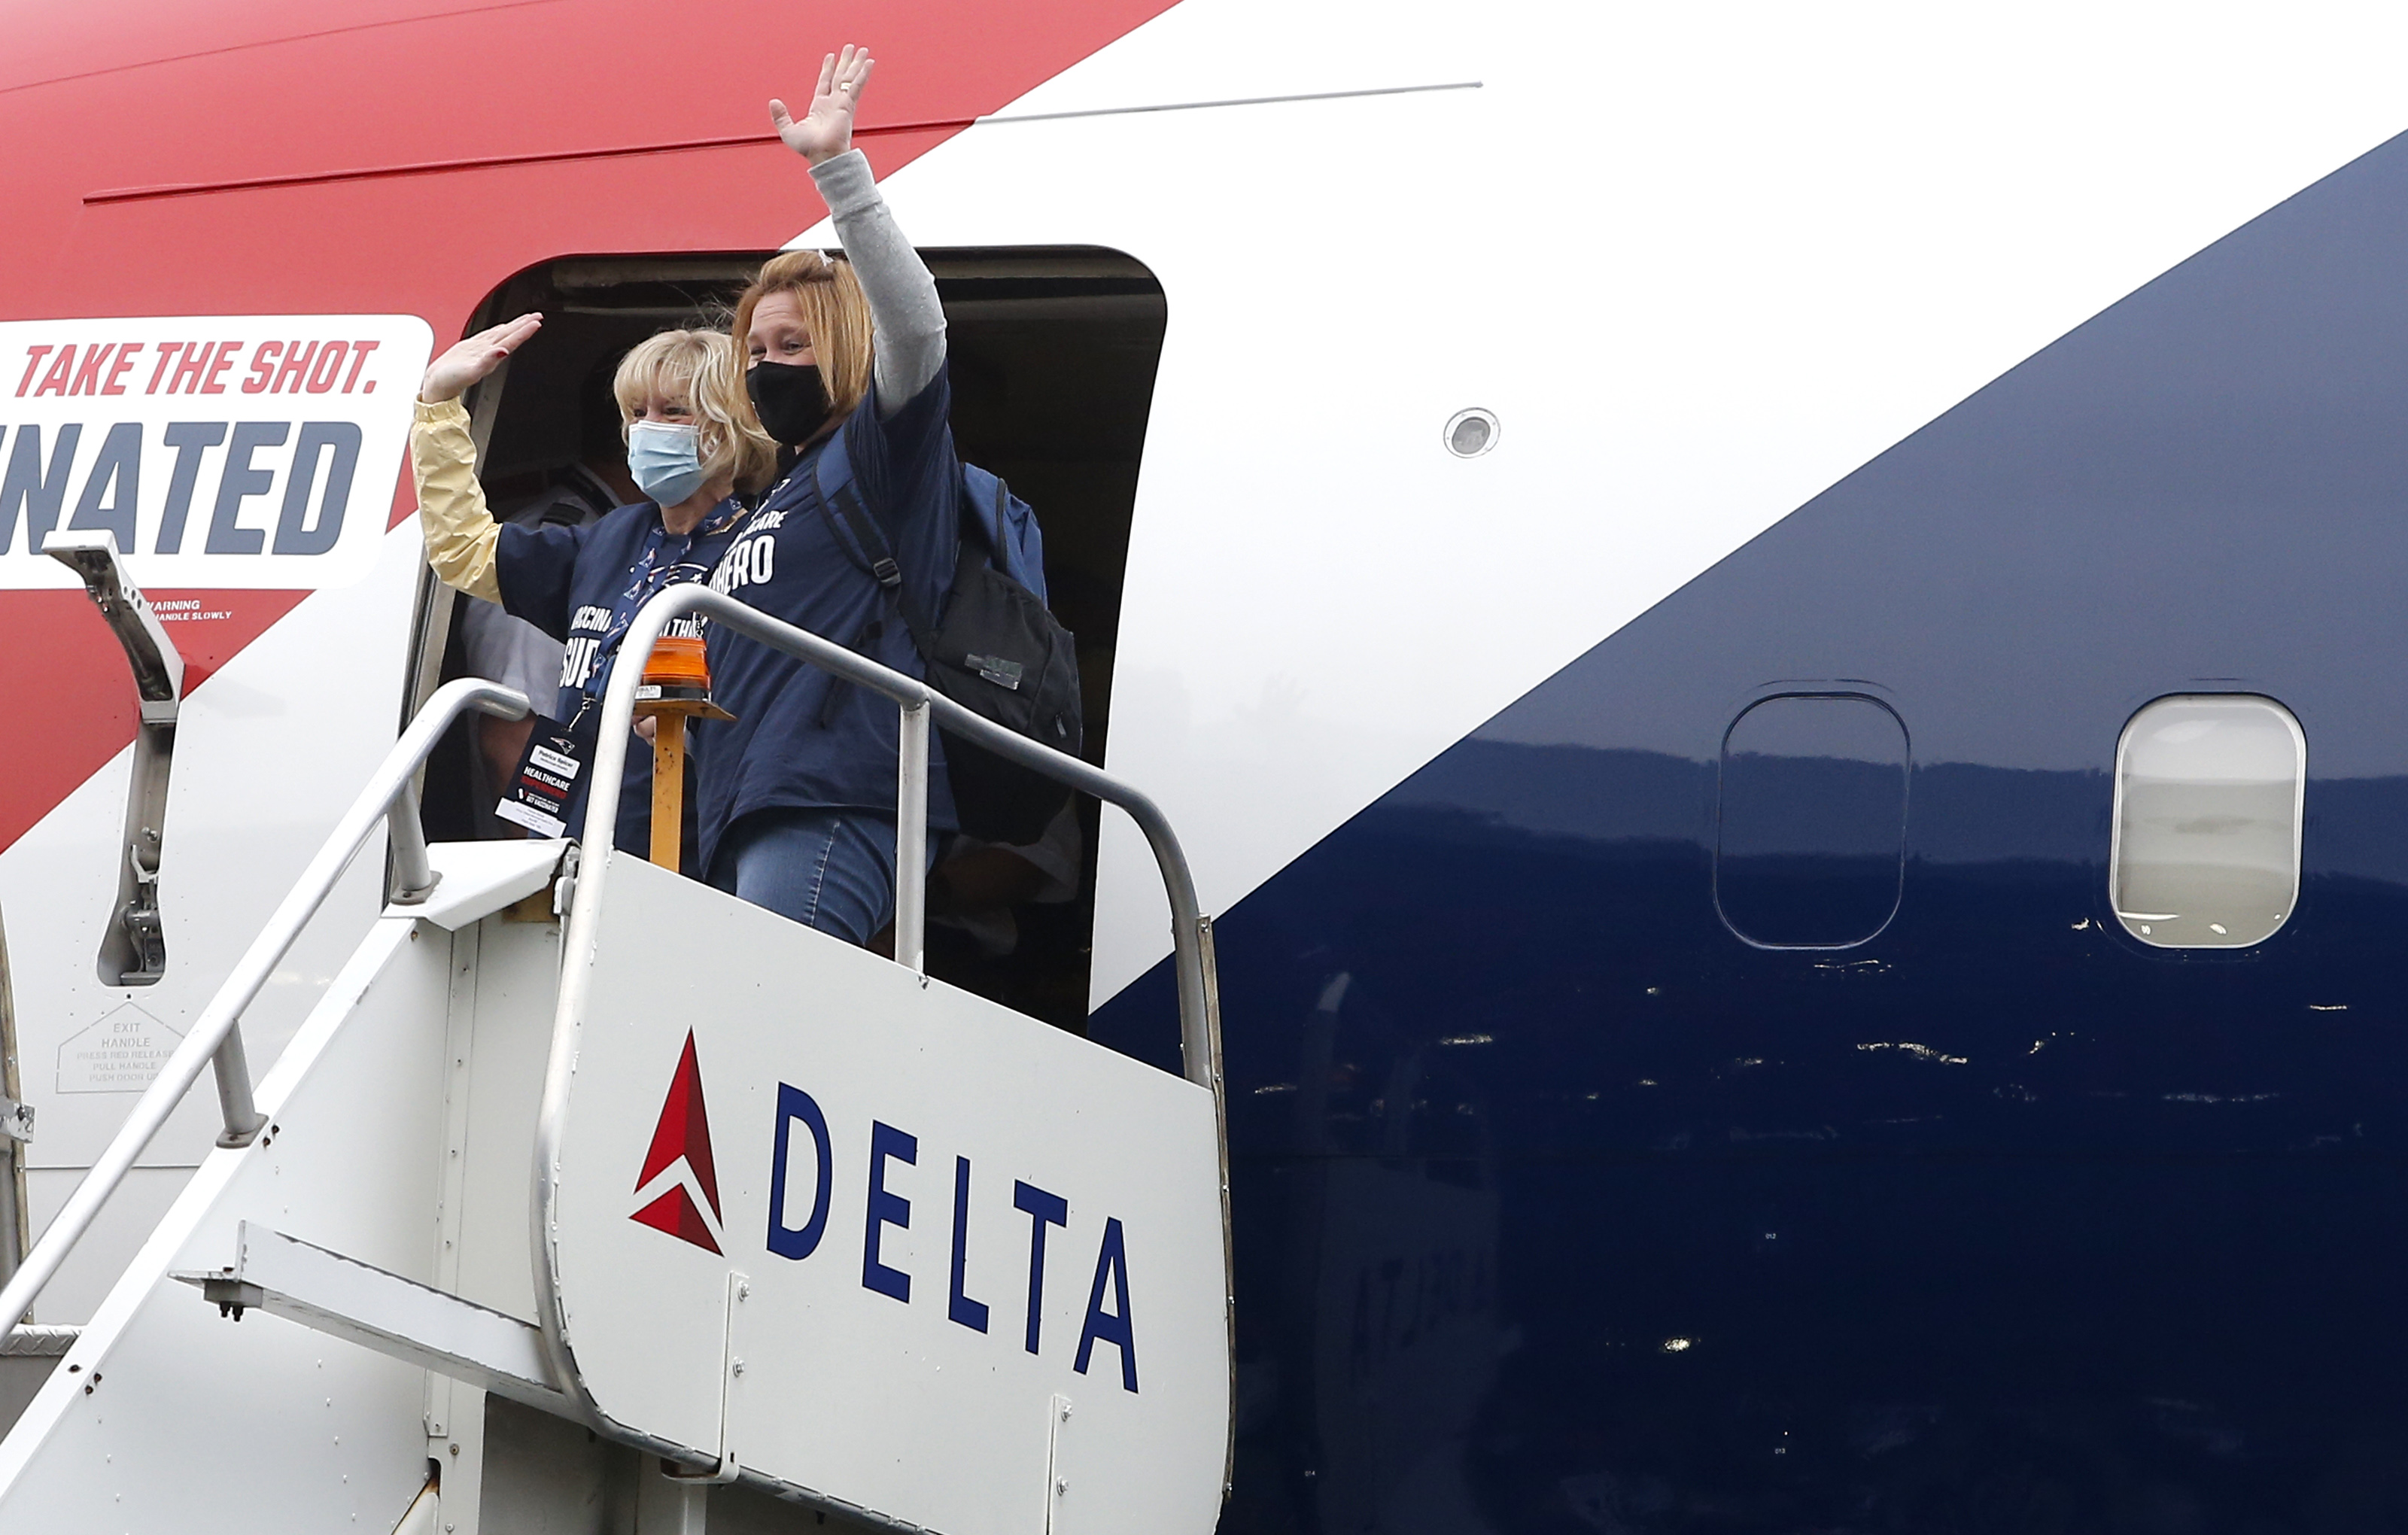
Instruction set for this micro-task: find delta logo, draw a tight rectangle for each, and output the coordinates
[622,1029,1144,1393]
[629,1030,724,1254]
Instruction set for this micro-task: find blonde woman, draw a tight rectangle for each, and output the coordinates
[412,327,775,859]
[692,44,962,944]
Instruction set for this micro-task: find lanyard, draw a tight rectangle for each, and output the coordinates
[570,503,743,725]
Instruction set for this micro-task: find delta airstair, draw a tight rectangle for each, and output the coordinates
[0,582,1233,1535]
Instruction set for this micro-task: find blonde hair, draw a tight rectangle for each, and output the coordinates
[612,329,777,495]
[731,250,874,436]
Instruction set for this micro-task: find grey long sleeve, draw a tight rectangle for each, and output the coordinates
[809,149,946,419]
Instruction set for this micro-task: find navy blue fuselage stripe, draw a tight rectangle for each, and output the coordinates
[1093,128,2408,1527]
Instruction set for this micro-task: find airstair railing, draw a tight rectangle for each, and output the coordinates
[564,584,1222,1086]
[540,585,1234,1490]
[0,678,531,1348]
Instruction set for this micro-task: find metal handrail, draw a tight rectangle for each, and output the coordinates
[0,678,530,1347]
[566,585,1220,1084]
[531,586,1233,1488]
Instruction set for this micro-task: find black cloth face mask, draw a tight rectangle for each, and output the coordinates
[748,360,832,446]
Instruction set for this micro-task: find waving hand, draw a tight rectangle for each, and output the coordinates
[420,313,541,404]
[770,44,875,166]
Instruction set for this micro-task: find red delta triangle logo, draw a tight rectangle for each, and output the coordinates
[629,1031,725,1254]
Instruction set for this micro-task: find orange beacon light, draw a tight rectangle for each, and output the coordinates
[631,634,734,871]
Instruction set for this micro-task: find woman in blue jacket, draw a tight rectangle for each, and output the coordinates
[414,327,777,856]
[695,44,960,943]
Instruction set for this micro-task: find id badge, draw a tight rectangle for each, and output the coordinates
[495,713,590,838]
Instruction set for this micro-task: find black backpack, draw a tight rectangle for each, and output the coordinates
[814,449,1083,846]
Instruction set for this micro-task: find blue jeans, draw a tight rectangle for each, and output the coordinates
[707,808,904,947]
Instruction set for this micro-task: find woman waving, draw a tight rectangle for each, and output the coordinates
[415,327,776,857]
[695,45,963,944]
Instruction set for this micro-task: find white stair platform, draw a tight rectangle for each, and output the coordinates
[385,838,568,931]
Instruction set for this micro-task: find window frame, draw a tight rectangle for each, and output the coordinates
[1711,689,1912,952]
[2107,692,2307,950]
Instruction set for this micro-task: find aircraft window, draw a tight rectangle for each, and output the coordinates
[2111,695,2303,948]
[1714,694,1908,948]
[412,248,1166,1032]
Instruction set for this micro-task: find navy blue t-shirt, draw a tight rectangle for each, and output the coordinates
[693,366,960,874]
[494,497,746,854]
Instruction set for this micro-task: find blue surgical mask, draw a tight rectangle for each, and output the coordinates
[626,421,708,506]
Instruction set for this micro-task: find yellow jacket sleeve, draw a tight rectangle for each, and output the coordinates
[410,397,503,605]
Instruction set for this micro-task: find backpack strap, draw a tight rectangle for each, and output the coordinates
[828,480,903,593]
[809,427,947,650]
[807,426,898,588]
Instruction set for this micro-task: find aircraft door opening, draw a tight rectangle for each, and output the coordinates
[413,248,1168,1032]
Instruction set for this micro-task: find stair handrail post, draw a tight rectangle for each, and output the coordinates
[0,677,529,1345]
[387,778,442,906]
[894,701,930,975]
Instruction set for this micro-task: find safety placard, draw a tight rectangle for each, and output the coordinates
[0,315,433,591]
[544,853,1230,1535]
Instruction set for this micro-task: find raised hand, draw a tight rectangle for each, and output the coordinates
[420,313,542,403]
[769,44,874,166]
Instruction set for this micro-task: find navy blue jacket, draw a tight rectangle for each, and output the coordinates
[495,497,746,855]
[693,369,960,874]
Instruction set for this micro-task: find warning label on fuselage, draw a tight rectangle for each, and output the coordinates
[56,1002,187,1094]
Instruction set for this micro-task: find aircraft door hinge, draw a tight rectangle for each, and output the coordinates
[43,531,183,989]
[120,840,167,984]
